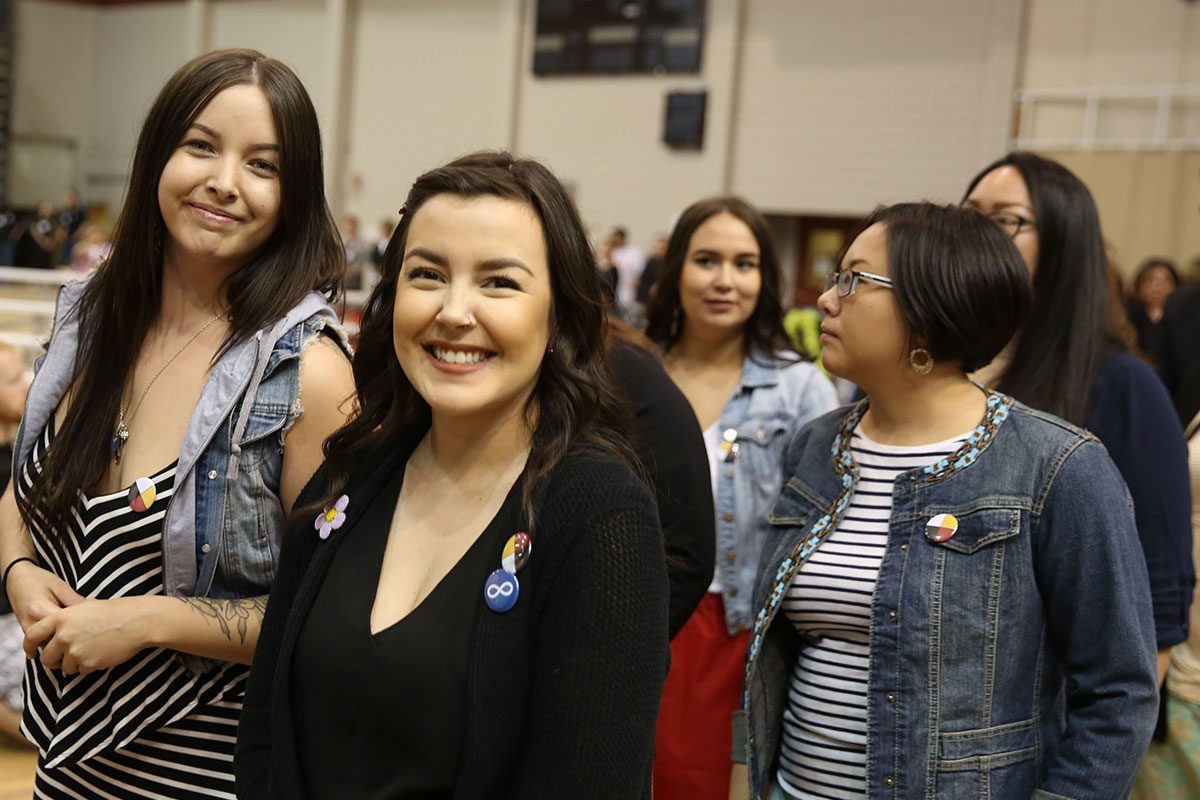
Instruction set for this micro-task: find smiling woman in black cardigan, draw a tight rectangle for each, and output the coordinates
[235,152,669,799]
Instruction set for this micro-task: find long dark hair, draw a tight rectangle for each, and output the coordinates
[19,49,343,540]
[644,196,794,361]
[315,151,639,528]
[963,151,1120,425]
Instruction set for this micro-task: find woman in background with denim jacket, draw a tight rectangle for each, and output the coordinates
[0,49,352,798]
[645,197,837,800]
[740,203,1158,800]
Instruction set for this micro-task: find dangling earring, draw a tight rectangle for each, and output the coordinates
[909,347,934,376]
[546,329,558,355]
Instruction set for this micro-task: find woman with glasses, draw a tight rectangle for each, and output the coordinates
[643,197,837,800]
[962,152,1192,691]
[739,202,1158,800]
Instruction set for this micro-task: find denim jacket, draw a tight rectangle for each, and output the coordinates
[14,278,348,673]
[743,393,1158,800]
[712,352,837,634]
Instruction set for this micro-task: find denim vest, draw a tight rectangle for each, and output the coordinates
[14,279,348,673]
[712,352,837,634]
[743,394,1158,800]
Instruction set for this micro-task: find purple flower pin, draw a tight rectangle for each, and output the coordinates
[315,495,349,540]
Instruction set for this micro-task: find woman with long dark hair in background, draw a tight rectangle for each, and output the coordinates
[644,197,837,800]
[237,152,668,799]
[962,152,1192,684]
[0,49,352,797]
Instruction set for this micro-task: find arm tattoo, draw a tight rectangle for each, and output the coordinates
[177,596,268,644]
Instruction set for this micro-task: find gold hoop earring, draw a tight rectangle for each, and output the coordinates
[909,347,934,376]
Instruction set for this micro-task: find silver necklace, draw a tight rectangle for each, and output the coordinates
[112,313,223,463]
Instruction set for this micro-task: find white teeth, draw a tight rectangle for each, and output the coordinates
[433,347,486,365]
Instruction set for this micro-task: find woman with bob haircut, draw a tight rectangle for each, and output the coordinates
[739,202,1158,800]
[236,151,668,799]
[643,197,836,800]
[963,152,1192,690]
[0,49,352,797]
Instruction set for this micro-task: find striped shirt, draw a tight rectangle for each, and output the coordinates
[777,428,966,799]
[17,419,248,799]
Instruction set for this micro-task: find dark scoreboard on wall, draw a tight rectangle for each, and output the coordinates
[533,0,705,76]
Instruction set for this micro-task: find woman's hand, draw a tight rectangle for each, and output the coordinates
[728,763,751,800]
[5,560,83,632]
[23,596,154,676]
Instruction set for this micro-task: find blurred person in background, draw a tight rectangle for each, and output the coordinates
[56,190,88,264]
[963,152,1193,692]
[644,196,837,800]
[0,198,17,267]
[16,202,62,269]
[1127,256,1181,354]
[341,213,370,290]
[69,222,113,272]
[610,226,647,314]
[637,233,669,306]
[0,343,31,745]
[0,48,351,797]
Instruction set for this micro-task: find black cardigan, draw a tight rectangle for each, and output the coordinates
[235,444,669,800]
[609,342,715,638]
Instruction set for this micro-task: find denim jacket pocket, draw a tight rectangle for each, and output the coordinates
[235,401,290,470]
[929,507,1021,555]
[933,720,1038,799]
[736,415,792,483]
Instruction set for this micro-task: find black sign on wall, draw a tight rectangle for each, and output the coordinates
[534,0,705,76]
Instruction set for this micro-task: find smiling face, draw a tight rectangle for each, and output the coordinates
[392,193,553,426]
[816,222,910,389]
[157,84,282,275]
[964,165,1039,275]
[677,212,763,342]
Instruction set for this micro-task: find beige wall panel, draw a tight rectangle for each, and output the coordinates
[515,0,739,247]
[1050,150,1200,274]
[730,0,1021,217]
[342,0,516,229]
[84,2,191,211]
[209,0,330,131]
[1023,0,1200,89]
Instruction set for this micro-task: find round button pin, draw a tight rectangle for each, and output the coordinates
[925,513,959,543]
[502,532,532,574]
[484,569,520,613]
[128,476,157,513]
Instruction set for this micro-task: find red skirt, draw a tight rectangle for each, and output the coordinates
[653,592,750,800]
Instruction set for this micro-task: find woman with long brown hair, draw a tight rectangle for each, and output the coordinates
[237,152,668,799]
[0,49,352,797]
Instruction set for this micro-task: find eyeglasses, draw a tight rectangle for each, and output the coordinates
[986,212,1036,239]
[824,268,894,298]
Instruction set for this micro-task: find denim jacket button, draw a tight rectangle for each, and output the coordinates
[208,470,217,480]
[883,775,896,788]
[201,544,211,554]
[899,543,909,553]
[723,512,735,523]
[729,587,739,598]
[726,549,737,564]
[886,692,896,703]
[887,609,898,621]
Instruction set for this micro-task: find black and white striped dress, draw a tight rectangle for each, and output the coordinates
[16,419,248,799]
[777,429,965,799]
